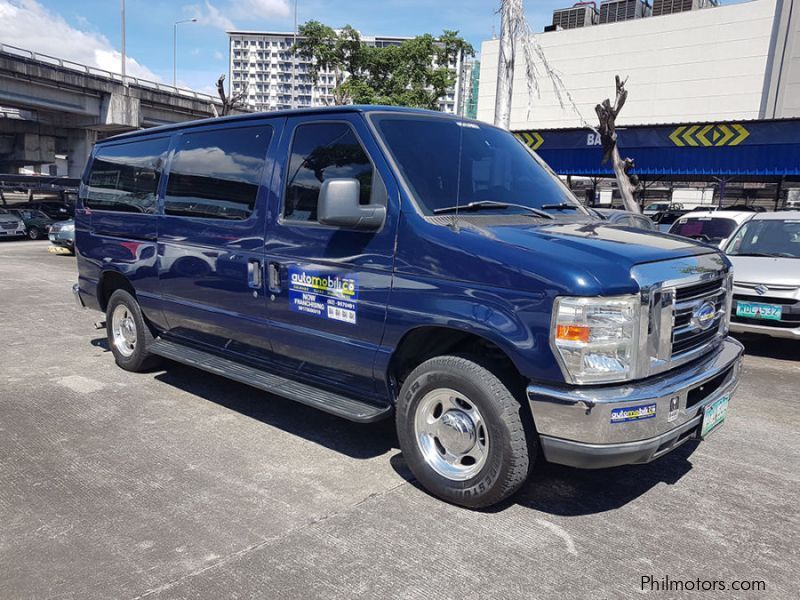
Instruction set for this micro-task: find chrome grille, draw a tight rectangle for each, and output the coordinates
[1,221,18,230]
[671,277,726,359]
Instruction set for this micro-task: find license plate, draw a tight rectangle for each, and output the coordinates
[736,301,782,321]
[701,393,730,438]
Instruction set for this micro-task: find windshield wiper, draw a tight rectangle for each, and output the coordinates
[433,201,554,219]
[731,252,782,258]
[540,203,579,211]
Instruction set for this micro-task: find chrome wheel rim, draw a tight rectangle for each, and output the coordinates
[111,304,137,358]
[414,388,489,481]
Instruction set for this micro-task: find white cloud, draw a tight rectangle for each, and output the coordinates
[184,0,291,32]
[233,0,290,20]
[186,0,235,31]
[0,0,159,80]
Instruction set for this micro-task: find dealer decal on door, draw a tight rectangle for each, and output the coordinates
[288,267,359,324]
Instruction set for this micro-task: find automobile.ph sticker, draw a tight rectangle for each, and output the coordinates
[288,267,358,324]
[610,403,656,423]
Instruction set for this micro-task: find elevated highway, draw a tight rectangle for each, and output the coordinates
[0,44,224,177]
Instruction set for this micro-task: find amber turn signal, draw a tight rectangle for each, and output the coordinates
[556,324,590,343]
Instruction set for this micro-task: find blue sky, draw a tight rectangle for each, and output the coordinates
[0,0,749,93]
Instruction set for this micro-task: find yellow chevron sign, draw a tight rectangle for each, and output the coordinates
[669,123,750,147]
[515,131,544,150]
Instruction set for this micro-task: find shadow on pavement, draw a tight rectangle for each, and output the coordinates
[733,333,800,361]
[506,440,698,516]
[151,360,398,461]
[390,440,698,515]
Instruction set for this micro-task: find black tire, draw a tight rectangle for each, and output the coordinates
[28,227,41,240]
[105,289,160,372]
[396,355,534,509]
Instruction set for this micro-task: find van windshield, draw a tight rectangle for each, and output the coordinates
[371,115,585,217]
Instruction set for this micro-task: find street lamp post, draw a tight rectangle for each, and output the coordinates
[121,0,126,80]
[173,18,198,87]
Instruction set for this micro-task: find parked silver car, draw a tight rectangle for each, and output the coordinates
[725,211,800,339]
[0,207,27,239]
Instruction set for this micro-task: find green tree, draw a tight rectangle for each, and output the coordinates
[293,22,474,110]
[292,22,366,105]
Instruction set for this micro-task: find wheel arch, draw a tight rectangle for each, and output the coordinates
[387,326,528,401]
[97,269,136,313]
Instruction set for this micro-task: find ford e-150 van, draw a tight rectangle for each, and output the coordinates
[72,107,743,508]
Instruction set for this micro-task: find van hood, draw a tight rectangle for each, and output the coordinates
[729,256,800,287]
[405,217,721,297]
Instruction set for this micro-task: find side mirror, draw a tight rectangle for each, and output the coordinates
[318,178,386,231]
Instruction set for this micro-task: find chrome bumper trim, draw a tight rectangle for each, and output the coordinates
[527,338,744,452]
[72,283,86,309]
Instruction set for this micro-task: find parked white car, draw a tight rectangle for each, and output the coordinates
[669,210,755,247]
[725,211,800,339]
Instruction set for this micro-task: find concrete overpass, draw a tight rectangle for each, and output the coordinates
[0,43,224,177]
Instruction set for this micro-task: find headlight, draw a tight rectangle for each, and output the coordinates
[61,222,75,232]
[551,295,642,384]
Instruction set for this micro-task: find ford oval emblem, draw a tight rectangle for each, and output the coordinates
[693,302,717,330]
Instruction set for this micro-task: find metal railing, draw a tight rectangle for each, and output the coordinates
[0,43,221,105]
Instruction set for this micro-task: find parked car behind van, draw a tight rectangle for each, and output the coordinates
[591,208,657,231]
[48,219,75,253]
[8,208,53,240]
[669,210,754,247]
[0,207,26,239]
[725,211,800,339]
[72,106,743,508]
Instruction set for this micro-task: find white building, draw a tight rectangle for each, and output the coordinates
[477,0,800,129]
[227,30,471,114]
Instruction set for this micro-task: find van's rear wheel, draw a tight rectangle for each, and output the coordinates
[106,289,159,372]
[396,355,533,509]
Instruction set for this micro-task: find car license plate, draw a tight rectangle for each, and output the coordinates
[701,393,730,438]
[736,301,782,321]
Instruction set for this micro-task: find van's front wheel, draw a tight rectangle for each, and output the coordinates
[106,289,159,372]
[396,355,533,509]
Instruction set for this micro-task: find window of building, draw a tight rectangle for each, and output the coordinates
[283,122,379,223]
[164,126,273,220]
[83,137,170,213]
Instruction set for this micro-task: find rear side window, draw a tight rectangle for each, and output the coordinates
[284,122,374,223]
[84,137,170,213]
[165,125,272,220]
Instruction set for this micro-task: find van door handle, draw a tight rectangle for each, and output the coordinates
[268,262,282,294]
[248,259,262,289]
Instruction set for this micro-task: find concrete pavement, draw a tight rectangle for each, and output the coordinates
[0,240,797,599]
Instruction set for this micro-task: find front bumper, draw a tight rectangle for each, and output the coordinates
[48,231,74,247]
[730,320,800,340]
[527,338,744,469]
[0,227,26,237]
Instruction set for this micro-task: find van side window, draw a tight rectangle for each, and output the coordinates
[165,126,272,220]
[84,137,169,213]
[284,122,374,223]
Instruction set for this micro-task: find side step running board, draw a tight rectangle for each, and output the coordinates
[149,339,391,423]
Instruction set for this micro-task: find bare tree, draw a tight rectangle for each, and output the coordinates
[494,0,522,128]
[595,76,640,213]
[211,74,248,117]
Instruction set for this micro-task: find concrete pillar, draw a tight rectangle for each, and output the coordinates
[66,129,97,178]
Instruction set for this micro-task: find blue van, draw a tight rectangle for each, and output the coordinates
[73,106,743,508]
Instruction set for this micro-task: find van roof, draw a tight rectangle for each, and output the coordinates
[97,105,459,145]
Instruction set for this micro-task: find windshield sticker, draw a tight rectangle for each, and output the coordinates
[288,267,358,325]
[610,403,657,424]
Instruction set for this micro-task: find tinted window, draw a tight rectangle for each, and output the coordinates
[165,126,272,220]
[670,217,737,244]
[84,137,169,213]
[373,115,581,216]
[284,122,374,223]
